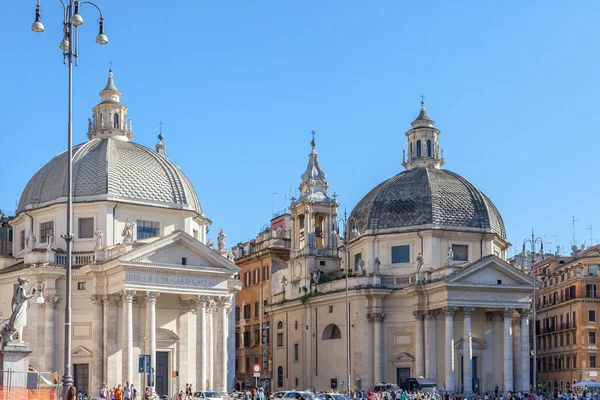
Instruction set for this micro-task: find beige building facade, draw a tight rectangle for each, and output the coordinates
[0,70,240,398]
[268,103,534,394]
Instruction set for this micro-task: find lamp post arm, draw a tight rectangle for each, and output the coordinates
[79,1,104,18]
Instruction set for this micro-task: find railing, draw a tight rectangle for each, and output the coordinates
[54,252,95,266]
[380,275,415,287]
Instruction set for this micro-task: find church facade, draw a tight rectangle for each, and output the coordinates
[0,70,240,397]
[268,103,535,394]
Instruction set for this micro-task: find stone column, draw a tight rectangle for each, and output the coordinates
[44,297,60,372]
[91,295,104,396]
[512,312,522,392]
[372,312,385,384]
[503,308,514,393]
[413,311,425,378]
[216,296,232,394]
[425,310,438,380]
[104,294,120,385]
[122,290,135,385]
[146,292,160,392]
[208,301,215,390]
[443,306,457,394]
[484,313,494,393]
[521,309,531,393]
[132,296,142,389]
[463,307,474,394]
[196,295,210,390]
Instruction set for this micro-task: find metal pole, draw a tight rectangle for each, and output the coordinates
[62,2,75,398]
[344,218,351,397]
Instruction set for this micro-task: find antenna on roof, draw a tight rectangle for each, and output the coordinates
[571,216,579,246]
[587,225,594,247]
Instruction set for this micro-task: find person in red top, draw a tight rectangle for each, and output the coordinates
[115,384,124,400]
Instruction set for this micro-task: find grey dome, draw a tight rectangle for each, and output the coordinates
[18,138,202,214]
[350,168,506,238]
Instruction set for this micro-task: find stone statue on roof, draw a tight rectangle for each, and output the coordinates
[121,219,134,244]
[217,229,227,251]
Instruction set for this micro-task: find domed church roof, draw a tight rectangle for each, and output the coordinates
[17,70,203,215]
[350,168,505,238]
[349,101,506,239]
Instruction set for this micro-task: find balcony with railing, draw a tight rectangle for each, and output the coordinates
[54,252,95,267]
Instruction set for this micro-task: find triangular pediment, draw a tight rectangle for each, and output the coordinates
[120,230,239,274]
[72,345,93,357]
[394,352,415,362]
[445,255,534,286]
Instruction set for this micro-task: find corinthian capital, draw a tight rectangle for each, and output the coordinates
[91,294,104,305]
[44,296,60,309]
[503,308,515,317]
[442,306,457,317]
[412,310,425,318]
[195,295,211,307]
[520,308,532,319]
[463,307,475,316]
[122,290,136,302]
[216,295,232,309]
[146,291,160,303]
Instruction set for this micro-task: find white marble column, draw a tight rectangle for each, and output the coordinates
[104,294,120,385]
[196,295,209,390]
[91,295,104,396]
[484,313,495,393]
[425,310,438,380]
[132,296,142,389]
[413,311,425,378]
[463,307,474,394]
[513,312,522,392]
[122,290,135,385]
[443,306,457,393]
[521,309,531,393]
[44,297,60,372]
[372,312,385,384]
[146,292,160,392]
[208,301,215,390]
[503,308,514,393]
[216,296,232,394]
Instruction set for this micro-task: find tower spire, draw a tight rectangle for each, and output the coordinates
[87,68,132,141]
[156,121,167,157]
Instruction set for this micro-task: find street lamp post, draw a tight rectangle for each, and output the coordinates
[30,2,108,398]
[522,230,544,394]
[336,211,360,397]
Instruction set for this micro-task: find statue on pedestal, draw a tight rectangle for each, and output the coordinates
[94,228,104,250]
[416,253,424,283]
[373,257,381,275]
[447,245,454,265]
[206,239,214,249]
[217,229,227,251]
[356,259,365,276]
[121,219,134,244]
[46,232,54,251]
[2,277,36,345]
[26,231,36,250]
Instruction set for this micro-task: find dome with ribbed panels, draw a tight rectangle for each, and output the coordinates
[350,167,505,238]
[17,137,202,214]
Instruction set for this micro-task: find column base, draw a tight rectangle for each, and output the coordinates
[1,343,32,389]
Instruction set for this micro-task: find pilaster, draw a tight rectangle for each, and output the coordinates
[91,294,104,396]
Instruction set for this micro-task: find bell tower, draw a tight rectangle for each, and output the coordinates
[402,98,444,170]
[288,132,341,293]
[86,68,133,141]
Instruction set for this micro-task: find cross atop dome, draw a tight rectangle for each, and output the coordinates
[403,98,444,170]
[87,67,132,141]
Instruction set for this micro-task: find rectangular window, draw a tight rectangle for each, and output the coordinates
[590,310,597,323]
[589,331,596,345]
[20,230,25,250]
[254,302,259,318]
[452,244,469,262]
[589,265,600,276]
[591,355,597,369]
[40,221,54,243]
[573,355,577,368]
[567,356,571,369]
[244,271,250,287]
[181,257,187,265]
[78,217,94,239]
[235,333,240,349]
[254,269,260,284]
[567,333,570,346]
[573,311,577,327]
[293,343,299,362]
[573,332,577,345]
[329,305,333,313]
[77,282,86,290]
[391,245,410,264]
[243,331,251,347]
[235,307,240,322]
[136,220,160,239]
[587,284,597,298]
[255,329,260,346]
[299,215,305,229]
[560,334,564,346]
[277,333,283,347]
[263,265,270,281]
[243,304,250,319]
[245,357,250,371]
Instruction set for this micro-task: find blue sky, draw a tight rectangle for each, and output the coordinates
[1,1,599,256]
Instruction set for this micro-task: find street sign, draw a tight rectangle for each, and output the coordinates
[138,355,151,373]
[253,364,261,374]
[254,373,261,377]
